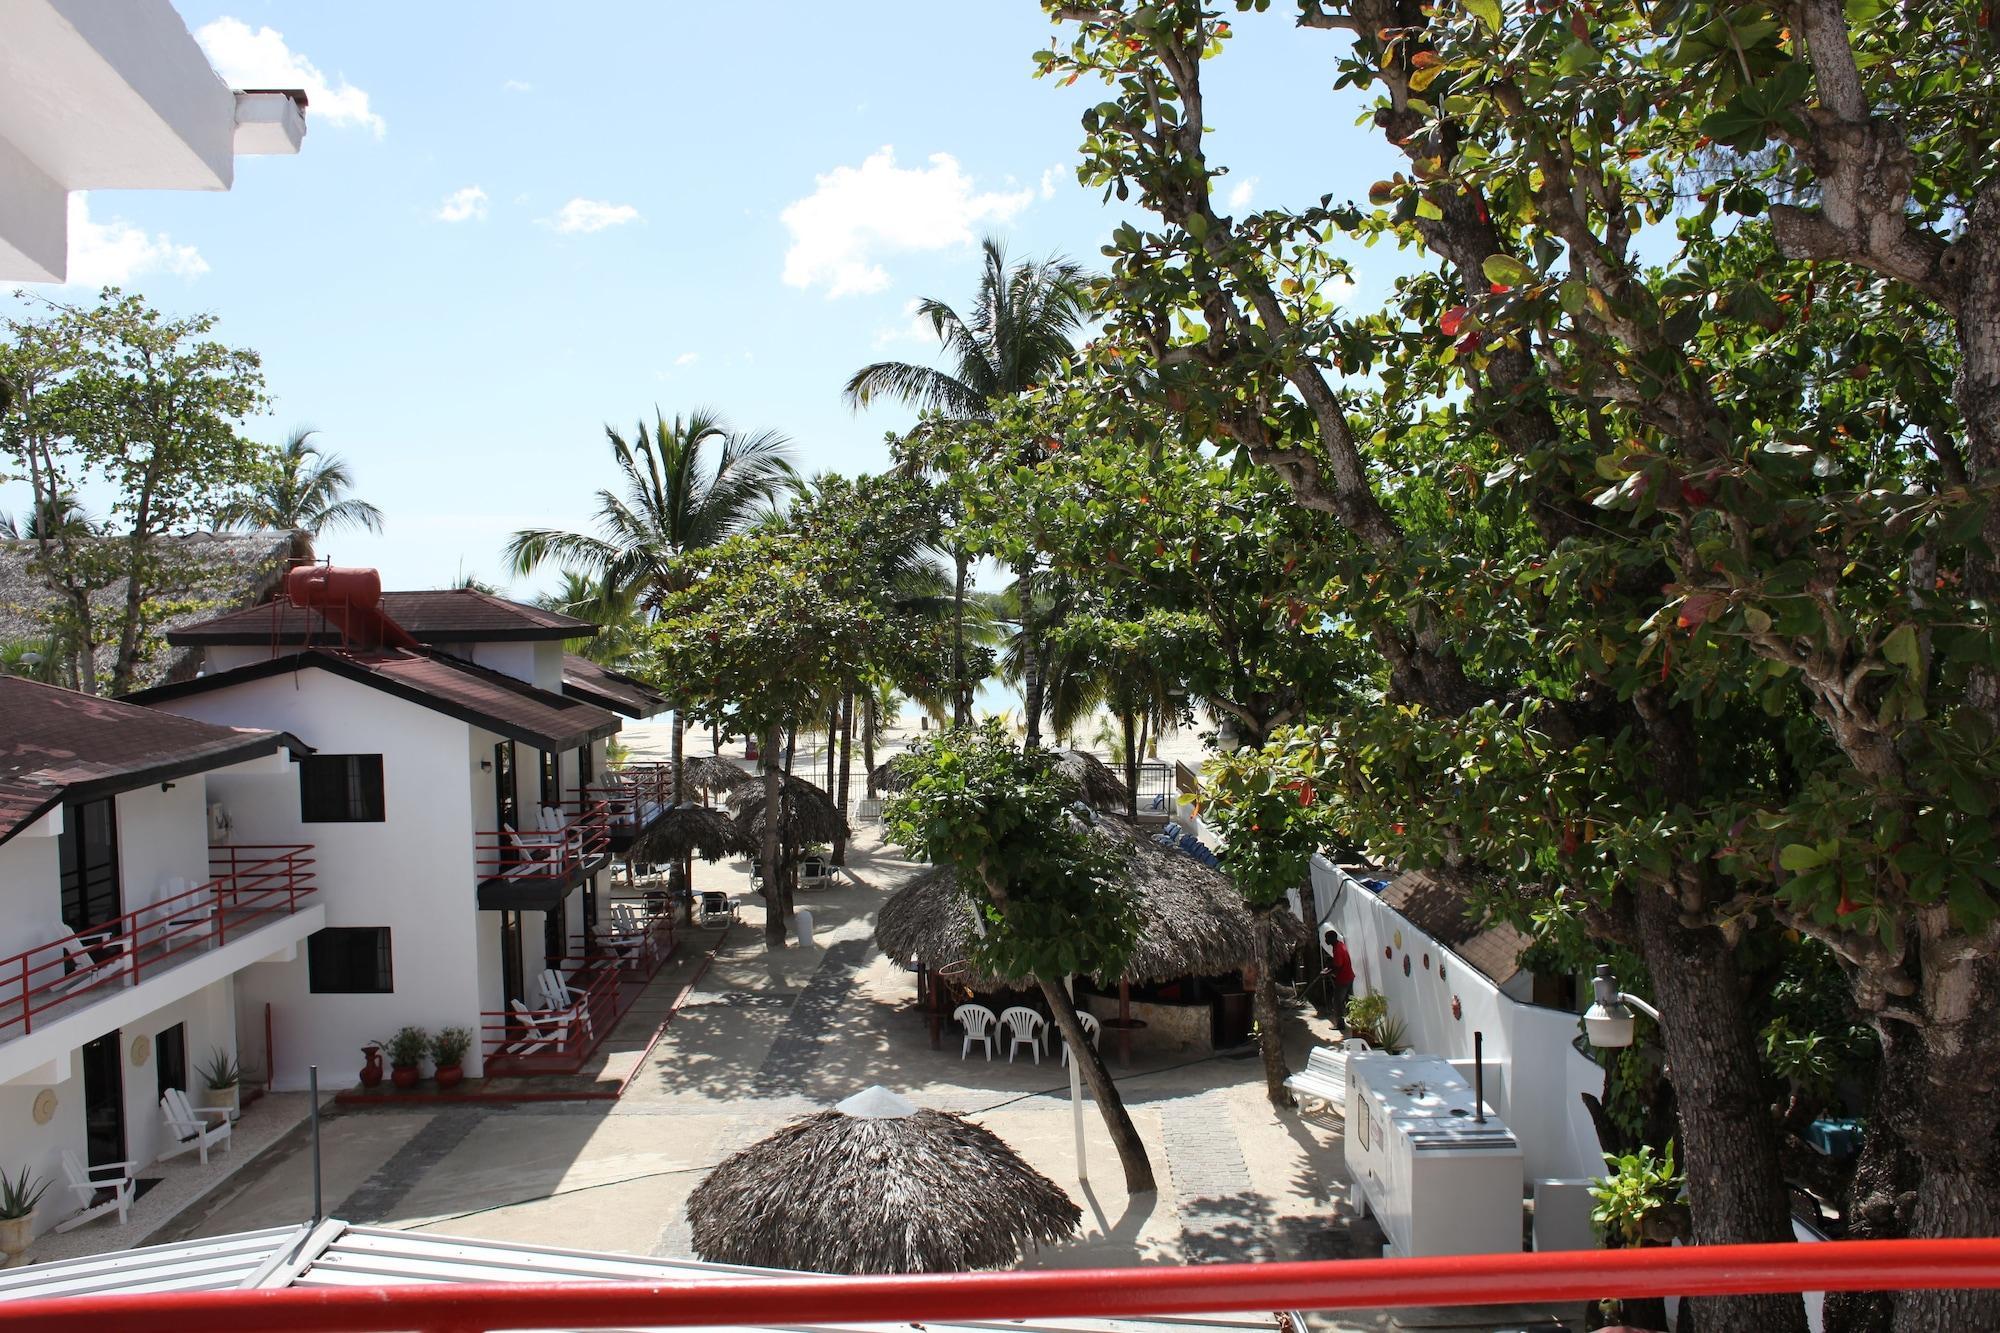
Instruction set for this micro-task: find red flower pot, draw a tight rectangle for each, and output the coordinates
[435,1064,464,1091]
[391,1064,420,1090]
[359,1046,384,1088]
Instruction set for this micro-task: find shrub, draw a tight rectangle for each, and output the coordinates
[386,1026,429,1069]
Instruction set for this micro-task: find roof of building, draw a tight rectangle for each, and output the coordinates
[561,653,668,718]
[0,676,301,849]
[0,1218,1290,1332]
[125,647,621,752]
[1376,868,1529,987]
[166,587,594,646]
[0,531,309,688]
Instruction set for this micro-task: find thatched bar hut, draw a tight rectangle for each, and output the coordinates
[685,1086,1080,1273]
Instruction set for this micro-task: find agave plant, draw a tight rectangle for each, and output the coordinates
[0,1165,52,1221]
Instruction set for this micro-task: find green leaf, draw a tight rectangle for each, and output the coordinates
[1415,196,1444,220]
[1482,254,1535,288]
[1742,606,1772,634]
[1881,624,1919,670]
[1779,843,1825,873]
[1463,0,1502,33]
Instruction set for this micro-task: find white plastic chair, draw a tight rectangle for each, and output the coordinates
[160,1086,231,1164]
[954,1003,999,1060]
[1000,1006,1048,1064]
[1060,1011,1103,1068]
[56,1149,135,1232]
[698,892,737,927]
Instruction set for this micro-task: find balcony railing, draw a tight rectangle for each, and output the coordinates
[474,805,611,884]
[1,844,317,1041]
[480,900,677,1076]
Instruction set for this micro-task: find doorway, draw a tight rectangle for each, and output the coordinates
[59,798,121,935]
[156,1023,188,1100]
[80,1031,126,1167]
[500,911,524,1005]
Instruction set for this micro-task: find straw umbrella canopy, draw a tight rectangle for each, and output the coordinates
[680,754,754,798]
[686,1086,1080,1274]
[630,804,747,864]
[875,821,1303,987]
[729,772,849,848]
[873,748,1129,810]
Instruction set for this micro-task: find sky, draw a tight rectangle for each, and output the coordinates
[2,3,1404,600]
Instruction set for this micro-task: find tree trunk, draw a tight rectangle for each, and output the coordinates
[1121,704,1139,821]
[1036,974,1156,1193]
[862,694,879,798]
[1018,561,1044,749]
[833,689,854,865]
[952,545,971,727]
[761,721,786,948]
[670,710,685,805]
[1631,886,1808,1333]
[1252,905,1294,1108]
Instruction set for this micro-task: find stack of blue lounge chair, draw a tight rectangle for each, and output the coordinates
[1153,821,1221,868]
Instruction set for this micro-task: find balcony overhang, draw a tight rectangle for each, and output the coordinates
[232,90,307,156]
[476,854,609,913]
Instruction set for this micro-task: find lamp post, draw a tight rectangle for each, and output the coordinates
[1583,963,1661,1049]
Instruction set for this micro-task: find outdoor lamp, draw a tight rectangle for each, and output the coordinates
[1584,963,1661,1049]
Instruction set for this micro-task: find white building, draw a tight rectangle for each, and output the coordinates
[0,0,306,283]
[0,676,320,1240]
[131,581,674,1089]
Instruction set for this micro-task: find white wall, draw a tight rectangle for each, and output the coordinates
[1311,856,1605,1183]
[154,667,485,1087]
[0,814,62,962]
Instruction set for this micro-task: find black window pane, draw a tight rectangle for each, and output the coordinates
[59,798,120,933]
[308,927,394,993]
[300,755,385,822]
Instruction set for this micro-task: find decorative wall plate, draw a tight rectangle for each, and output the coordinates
[32,1088,57,1124]
[131,1033,151,1066]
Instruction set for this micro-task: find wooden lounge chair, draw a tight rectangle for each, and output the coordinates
[159,1086,231,1164]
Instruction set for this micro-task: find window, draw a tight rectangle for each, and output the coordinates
[59,797,120,932]
[299,755,385,823]
[539,750,560,808]
[493,742,516,827]
[576,744,594,789]
[308,927,393,993]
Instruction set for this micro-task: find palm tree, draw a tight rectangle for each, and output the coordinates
[844,236,1089,742]
[505,409,796,809]
[1,492,94,540]
[218,428,383,537]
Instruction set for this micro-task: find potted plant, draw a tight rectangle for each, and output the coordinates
[1343,993,1389,1046]
[386,1025,429,1089]
[0,1166,51,1268]
[430,1026,472,1091]
[198,1048,243,1121]
[359,1040,385,1088]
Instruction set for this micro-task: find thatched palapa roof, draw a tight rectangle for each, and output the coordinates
[872,747,1130,811]
[686,1086,1080,1274]
[876,820,1304,986]
[631,804,747,863]
[729,772,849,847]
[680,753,754,797]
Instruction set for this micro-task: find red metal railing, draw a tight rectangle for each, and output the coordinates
[479,901,677,1075]
[4,1238,1999,1331]
[563,765,682,835]
[474,805,610,882]
[1,845,316,1041]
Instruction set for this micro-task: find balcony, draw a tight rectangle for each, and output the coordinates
[0,846,320,1081]
[474,806,612,911]
[576,765,676,851]
[480,900,678,1076]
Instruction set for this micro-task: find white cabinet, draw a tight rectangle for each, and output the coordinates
[1344,1052,1524,1257]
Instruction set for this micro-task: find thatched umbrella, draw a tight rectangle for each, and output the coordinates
[630,804,747,864]
[876,820,1300,989]
[686,1086,1080,1274]
[729,773,849,848]
[680,754,753,798]
[874,748,1130,811]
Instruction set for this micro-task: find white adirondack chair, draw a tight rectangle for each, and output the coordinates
[56,1150,136,1232]
[49,926,131,997]
[954,1003,999,1060]
[537,969,592,1040]
[159,1086,231,1163]
[1060,1011,1103,1068]
[505,998,572,1056]
[999,1006,1048,1065]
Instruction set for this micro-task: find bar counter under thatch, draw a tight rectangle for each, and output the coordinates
[875,820,1304,988]
[686,1086,1080,1274]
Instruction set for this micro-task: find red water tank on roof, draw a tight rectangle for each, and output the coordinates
[286,565,382,610]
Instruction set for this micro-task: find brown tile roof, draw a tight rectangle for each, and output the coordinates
[166,587,594,646]
[560,655,668,719]
[0,677,299,848]
[1377,868,1529,987]
[126,648,621,752]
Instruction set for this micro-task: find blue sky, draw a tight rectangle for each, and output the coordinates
[4,3,1403,598]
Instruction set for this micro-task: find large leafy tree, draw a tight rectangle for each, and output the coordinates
[507,410,796,806]
[215,427,383,538]
[885,721,1156,1193]
[1038,3,1999,1330]
[846,236,1090,738]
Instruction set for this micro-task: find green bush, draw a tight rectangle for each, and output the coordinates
[386,1025,430,1069]
[430,1026,473,1068]
[1590,1141,1684,1245]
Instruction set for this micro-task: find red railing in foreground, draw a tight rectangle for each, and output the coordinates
[4,1238,1999,1332]
[1,844,316,1040]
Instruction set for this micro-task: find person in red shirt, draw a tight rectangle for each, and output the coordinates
[1324,928,1355,1018]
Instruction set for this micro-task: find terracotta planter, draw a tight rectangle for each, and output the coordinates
[434,1063,464,1091]
[359,1045,384,1088]
[203,1083,241,1122]
[0,1213,33,1269]
[391,1064,420,1090]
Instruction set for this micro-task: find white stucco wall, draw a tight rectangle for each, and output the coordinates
[1310,856,1605,1184]
[153,667,485,1088]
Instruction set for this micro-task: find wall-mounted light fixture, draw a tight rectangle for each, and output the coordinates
[479,759,494,772]
[160,781,177,792]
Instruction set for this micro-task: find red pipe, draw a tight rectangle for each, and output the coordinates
[4,1239,1999,1332]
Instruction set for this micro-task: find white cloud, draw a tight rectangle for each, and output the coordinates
[502,79,533,93]
[435,186,488,223]
[58,195,208,287]
[781,146,1033,298]
[1226,176,1258,211]
[195,18,384,137]
[872,298,935,350]
[674,352,699,366]
[1040,166,1062,199]
[546,198,640,234]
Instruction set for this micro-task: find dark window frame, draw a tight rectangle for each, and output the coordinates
[299,754,386,823]
[538,749,560,809]
[59,796,121,933]
[494,741,516,828]
[307,927,394,994]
